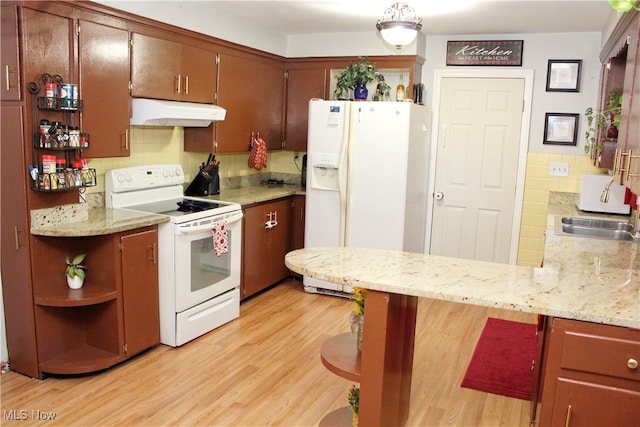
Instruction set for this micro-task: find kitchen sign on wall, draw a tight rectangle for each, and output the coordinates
[446,40,524,66]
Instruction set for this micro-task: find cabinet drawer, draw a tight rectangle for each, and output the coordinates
[560,330,640,382]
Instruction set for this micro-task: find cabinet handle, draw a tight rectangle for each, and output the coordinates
[150,243,157,265]
[565,405,572,427]
[265,211,278,229]
[14,226,22,250]
[5,65,10,92]
[121,129,129,152]
[176,74,182,94]
[628,358,638,370]
[623,149,632,181]
[613,148,622,174]
[184,75,189,95]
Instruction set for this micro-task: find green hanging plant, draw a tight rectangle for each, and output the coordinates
[608,0,640,12]
[584,87,622,154]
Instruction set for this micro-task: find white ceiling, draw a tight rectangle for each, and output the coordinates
[102,0,615,36]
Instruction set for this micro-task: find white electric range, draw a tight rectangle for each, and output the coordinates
[106,164,242,347]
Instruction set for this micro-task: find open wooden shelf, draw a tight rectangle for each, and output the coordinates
[34,284,118,307]
[320,333,361,382]
[39,344,121,375]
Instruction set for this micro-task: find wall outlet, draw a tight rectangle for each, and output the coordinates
[549,162,569,177]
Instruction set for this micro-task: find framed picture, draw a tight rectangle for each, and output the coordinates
[543,113,579,145]
[546,60,582,92]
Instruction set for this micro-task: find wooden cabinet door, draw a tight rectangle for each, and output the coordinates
[21,6,73,91]
[0,105,40,378]
[289,195,305,277]
[181,44,217,103]
[548,378,640,426]
[79,19,130,158]
[121,229,160,357]
[1,3,21,101]
[217,52,284,152]
[131,33,182,101]
[242,199,292,299]
[284,67,326,151]
[290,195,305,250]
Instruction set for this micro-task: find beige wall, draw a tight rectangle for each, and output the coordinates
[517,153,604,267]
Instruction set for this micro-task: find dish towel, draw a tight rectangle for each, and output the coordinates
[211,220,228,256]
[248,135,267,170]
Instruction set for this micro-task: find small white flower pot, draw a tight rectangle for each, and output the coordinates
[66,275,84,290]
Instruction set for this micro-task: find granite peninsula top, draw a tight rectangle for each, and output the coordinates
[286,243,638,329]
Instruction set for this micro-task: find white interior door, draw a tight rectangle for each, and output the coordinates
[430,77,525,263]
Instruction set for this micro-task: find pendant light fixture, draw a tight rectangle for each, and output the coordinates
[376,2,423,50]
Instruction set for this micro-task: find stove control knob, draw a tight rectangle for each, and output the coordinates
[117,173,125,183]
[175,168,182,177]
[168,168,175,177]
[125,173,132,182]
[163,169,170,178]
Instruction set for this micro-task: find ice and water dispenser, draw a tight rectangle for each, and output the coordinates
[309,152,340,191]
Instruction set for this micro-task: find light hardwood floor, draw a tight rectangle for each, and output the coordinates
[1,279,536,426]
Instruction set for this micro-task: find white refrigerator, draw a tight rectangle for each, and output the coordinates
[303,99,431,296]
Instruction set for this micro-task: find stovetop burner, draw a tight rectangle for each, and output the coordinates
[124,197,227,217]
[176,199,221,212]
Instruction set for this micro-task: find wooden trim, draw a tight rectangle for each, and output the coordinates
[600,9,639,62]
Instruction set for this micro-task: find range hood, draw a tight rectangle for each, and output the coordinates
[130,98,226,127]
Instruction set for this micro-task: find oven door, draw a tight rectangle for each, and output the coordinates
[174,209,242,313]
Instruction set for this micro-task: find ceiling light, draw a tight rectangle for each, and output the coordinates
[376,2,423,50]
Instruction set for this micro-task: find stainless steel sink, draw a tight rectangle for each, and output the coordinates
[558,217,637,241]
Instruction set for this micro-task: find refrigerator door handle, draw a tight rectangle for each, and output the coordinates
[344,103,357,247]
[338,103,351,247]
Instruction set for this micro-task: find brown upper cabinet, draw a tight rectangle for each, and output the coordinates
[1,2,21,101]
[283,65,327,152]
[131,33,217,103]
[185,50,285,153]
[79,19,131,158]
[599,10,640,194]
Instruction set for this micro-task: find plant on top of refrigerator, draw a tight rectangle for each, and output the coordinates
[334,57,389,100]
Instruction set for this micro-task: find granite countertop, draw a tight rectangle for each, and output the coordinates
[30,203,169,237]
[30,183,304,237]
[285,193,639,329]
[202,184,305,206]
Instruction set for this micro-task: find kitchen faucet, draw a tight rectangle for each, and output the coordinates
[600,175,616,203]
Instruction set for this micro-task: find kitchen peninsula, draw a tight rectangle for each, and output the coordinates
[285,223,639,425]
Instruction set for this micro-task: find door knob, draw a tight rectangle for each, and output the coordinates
[435,192,444,201]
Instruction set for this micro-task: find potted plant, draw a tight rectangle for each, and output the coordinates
[348,385,360,427]
[65,253,87,289]
[349,287,367,352]
[584,87,622,154]
[334,57,390,101]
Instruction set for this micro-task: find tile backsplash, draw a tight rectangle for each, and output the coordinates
[516,152,605,267]
[86,126,304,194]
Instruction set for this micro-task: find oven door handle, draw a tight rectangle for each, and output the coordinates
[175,210,243,235]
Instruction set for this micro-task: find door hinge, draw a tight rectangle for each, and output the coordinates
[123,343,128,356]
[118,241,124,251]
[522,100,525,112]
[284,71,289,79]
[281,140,285,149]
[75,22,80,36]
[129,81,133,94]
[130,38,134,48]
[216,53,220,65]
